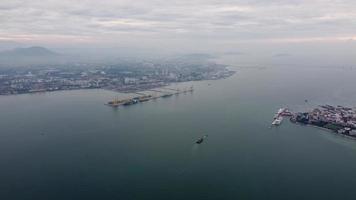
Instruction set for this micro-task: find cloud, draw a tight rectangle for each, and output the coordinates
[0,0,355,46]
[273,53,292,57]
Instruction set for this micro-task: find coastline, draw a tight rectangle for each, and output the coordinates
[0,71,235,97]
[0,67,236,96]
[290,119,356,141]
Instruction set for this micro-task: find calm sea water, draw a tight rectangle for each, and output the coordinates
[1,64,356,200]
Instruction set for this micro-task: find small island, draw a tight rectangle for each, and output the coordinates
[291,105,356,137]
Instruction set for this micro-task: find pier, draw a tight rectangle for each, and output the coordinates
[147,89,166,93]
[161,88,180,92]
[106,86,194,107]
[132,92,148,96]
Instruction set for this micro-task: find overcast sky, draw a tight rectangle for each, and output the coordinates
[1,0,356,60]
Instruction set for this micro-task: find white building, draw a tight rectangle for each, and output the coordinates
[124,77,138,85]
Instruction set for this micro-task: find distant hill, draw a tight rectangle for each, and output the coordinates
[0,46,58,57]
[0,46,63,68]
[273,53,292,57]
[180,53,216,60]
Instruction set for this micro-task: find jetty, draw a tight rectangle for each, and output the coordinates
[106,86,194,107]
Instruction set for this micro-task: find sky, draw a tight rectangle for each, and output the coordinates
[0,0,356,64]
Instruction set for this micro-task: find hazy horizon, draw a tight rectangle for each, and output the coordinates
[1,0,356,66]
[3,2,356,200]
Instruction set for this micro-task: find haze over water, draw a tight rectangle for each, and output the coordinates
[1,61,356,199]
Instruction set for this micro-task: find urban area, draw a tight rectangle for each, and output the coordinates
[0,60,235,95]
[271,105,356,138]
[291,105,356,137]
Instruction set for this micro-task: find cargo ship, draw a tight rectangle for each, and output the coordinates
[123,99,139,106]
[107,98,127,107]
[138,95,152,102]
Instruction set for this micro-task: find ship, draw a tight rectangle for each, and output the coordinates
[277,108,285,114]
[123,99,139,106]
[274,108,289,119]
[196,135,208,144]
[139,98,150,102]
[107,98,127,107]
[280,110,293,116]
[138,95,152,102]
[272,116,283,126]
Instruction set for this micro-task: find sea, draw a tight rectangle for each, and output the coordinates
[1,60,356,200]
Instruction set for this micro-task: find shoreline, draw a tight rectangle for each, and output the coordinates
[290,120,356,141]
[289,105,356,141]
[0,72,235,97]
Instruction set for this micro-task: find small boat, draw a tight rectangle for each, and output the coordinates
[196,135,208,144]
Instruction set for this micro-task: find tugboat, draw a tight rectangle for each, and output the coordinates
[196,135,208,144]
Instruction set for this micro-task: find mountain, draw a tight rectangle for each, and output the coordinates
[273,53,292,57]
[179,53,216,60]
[0,46,63,68]
[0,46,58,57]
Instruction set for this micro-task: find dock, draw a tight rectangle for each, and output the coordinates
[132,92,147,96]
[106,86,194,107]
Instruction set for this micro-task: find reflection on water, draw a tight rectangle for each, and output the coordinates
[191,143,200,157]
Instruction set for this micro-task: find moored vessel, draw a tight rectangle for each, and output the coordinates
[272,116,283,125]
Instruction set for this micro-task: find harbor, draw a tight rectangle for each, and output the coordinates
[290,105,356,137]
[106,86,194,107]
[271,105,356,139]
[3,66,356,200]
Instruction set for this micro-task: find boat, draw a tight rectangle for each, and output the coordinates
[107,98,127,107]
[123,101,133,106]
[196,135,208,144]
[139,98,150,102]
[277,108,286,115]
[272,116,283,126]
[138,95,152,102]
[280,110,293,116]
[123,99,139,106]
[274,108,287,119]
